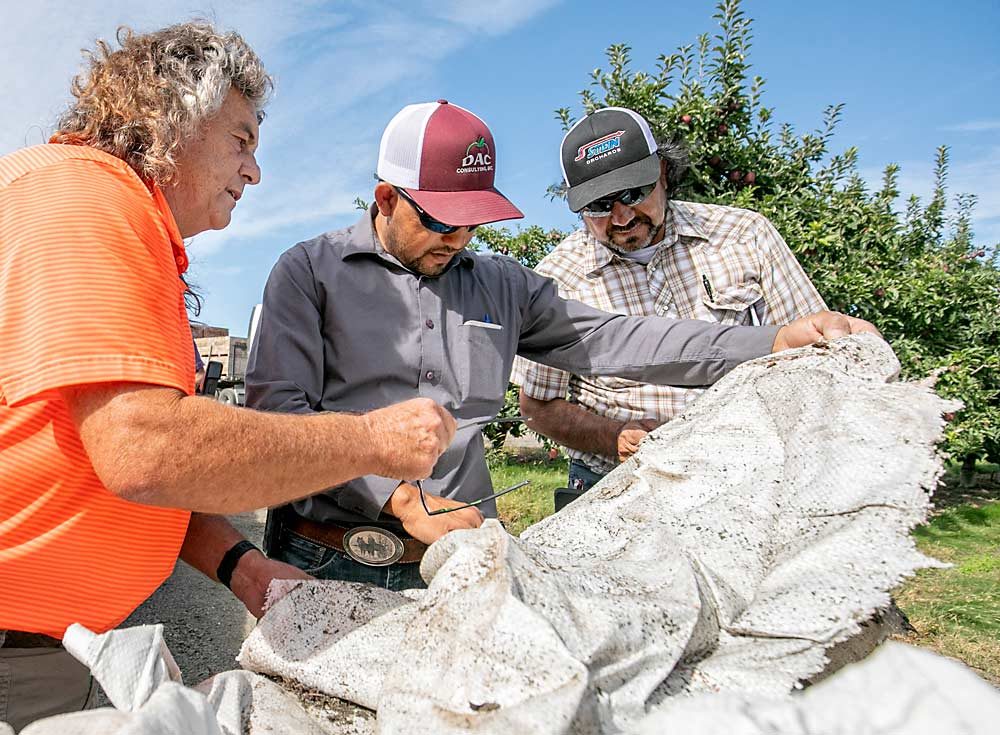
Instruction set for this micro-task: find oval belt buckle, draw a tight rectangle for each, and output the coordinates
[343,526,405,567]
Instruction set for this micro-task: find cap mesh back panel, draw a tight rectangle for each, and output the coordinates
[377,103,436,188]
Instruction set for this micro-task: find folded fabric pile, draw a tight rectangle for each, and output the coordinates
[15,335,999,734]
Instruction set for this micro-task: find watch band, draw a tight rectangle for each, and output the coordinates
[216,539,259,589]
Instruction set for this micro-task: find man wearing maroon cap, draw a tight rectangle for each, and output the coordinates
[246,101,877,591]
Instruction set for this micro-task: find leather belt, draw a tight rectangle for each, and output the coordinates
[2,630,62,648]
[285,514,427,565]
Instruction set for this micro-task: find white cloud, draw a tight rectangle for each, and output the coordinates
[430,0,561,33]
[0,1,318,153]
[940,119,1000,133]
[860,146,1000,248]
[2,0,569,330]
[205,1,562,252]
[0,0,559,254]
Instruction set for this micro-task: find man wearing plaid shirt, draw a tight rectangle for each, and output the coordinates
[512,107,828,508]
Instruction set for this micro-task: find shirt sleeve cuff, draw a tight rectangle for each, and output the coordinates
[334,475,404,520]
[738,324,782,365]
[518,379,570,401]
[510,359,570,401]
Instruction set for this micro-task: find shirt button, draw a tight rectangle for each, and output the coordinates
[425,319,434,329]
[425,370,435,381]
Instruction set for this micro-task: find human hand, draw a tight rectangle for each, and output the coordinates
[772,311,881,352]
[362,398,457,480]
[229,550,312,619]
[617,419,660,462]
[386,481,483,545]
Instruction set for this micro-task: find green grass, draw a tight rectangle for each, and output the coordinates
[490,455,1000,684]
[894,501,1000,684]
[492,455,565,536]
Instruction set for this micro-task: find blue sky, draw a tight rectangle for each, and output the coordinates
[3,0,997,333]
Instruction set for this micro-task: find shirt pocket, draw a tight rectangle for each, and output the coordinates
[458,325,507,407]
[700,280,763,326]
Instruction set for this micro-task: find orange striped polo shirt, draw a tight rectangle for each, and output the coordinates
[0,144,193,638]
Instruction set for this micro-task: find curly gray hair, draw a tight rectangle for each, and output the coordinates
[656,136,690,198]
[52,21,272,185]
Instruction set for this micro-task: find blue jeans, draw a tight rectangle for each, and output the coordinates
[271,530,426,592]
[555,459,607,512]
[568,459,606,494]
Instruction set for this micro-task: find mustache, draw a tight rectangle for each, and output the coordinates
[607,212,654,234]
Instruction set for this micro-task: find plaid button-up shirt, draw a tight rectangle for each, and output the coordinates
[511,200,826,475]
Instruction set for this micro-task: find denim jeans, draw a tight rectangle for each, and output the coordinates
[271,530,426,592]
[568,459,607,494]
[555,459,608,512]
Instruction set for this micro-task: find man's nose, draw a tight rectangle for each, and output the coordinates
[609,200,635,227]
[440,228,475,249]
[243,154,261,186]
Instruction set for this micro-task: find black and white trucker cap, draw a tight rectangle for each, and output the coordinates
[560,107,660,213]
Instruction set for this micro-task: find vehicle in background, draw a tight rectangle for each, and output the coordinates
[193,304,263,406]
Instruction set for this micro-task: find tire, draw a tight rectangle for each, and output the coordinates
[217,388,239,405]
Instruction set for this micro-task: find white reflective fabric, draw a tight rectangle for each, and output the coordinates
[632,642,1000,734]
[62,623,182,712]
[238,336,992,733]
[13,336,998,735]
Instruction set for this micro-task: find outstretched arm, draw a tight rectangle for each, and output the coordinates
[60,383,455,515]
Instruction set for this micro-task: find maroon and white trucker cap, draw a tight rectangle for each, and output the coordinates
[376,100,524,227]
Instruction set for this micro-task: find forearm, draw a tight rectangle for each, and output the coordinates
[153,395,377,512]
[64,383,379,514]
[519,392,622,460]
[181,512,310,618]
[179,513,248,582]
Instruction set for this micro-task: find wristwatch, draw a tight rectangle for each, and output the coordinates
[216,539,259,589]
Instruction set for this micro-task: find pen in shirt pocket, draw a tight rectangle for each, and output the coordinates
[462,313,502,330]
[702,274,715,301]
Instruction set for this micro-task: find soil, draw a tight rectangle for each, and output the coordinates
[931,471,1000,513]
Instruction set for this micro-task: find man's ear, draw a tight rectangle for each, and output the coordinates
[373,182,397,217]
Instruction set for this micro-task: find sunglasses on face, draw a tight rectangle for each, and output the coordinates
[394,186,478,234]
[580,183,657,217]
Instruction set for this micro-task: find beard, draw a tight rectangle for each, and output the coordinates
[604,210,664,253]
[412,255,451,277]
[382,226,453,276]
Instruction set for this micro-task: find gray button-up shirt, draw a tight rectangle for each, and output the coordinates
[246,209,780,525]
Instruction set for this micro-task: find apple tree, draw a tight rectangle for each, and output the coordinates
[477,0,999,468]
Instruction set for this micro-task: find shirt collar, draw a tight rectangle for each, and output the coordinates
[669,200,710,243]
[341,206,475,272]
[150,182,188,275]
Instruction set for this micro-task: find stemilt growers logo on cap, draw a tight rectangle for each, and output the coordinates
[574,129,627,164]
[457,136,493,175]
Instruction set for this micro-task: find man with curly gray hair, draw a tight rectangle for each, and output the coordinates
[0,22,454,729]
